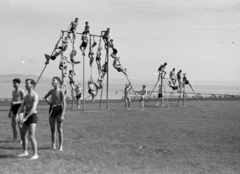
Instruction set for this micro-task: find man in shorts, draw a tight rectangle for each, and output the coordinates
[16,79,39,160]
[67,18,78,43]
[156,85,165,107]
[140,85,147,110]
[44,77,66,151]
[158,62,167,80]
[124,83,132,110]
[8,78,25,142]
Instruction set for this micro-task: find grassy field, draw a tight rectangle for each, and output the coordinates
[0,99,240,174]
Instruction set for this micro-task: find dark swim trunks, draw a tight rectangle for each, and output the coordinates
[49,105,63,118]
[88,89,93,94]
[96,57,101,61]
[24,113,38,125]
[80,42,87,49]
[11,103,22,115]
[158,93,162,98]
[76,94,81,100]
[113,48,118,54]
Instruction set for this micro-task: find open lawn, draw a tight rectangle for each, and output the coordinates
[0,99,240,174]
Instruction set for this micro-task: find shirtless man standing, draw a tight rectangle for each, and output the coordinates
[8,78,25,142]
[124,83,132,110]
[16,79,39,160]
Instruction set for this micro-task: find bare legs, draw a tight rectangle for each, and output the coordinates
[49,115,63,151]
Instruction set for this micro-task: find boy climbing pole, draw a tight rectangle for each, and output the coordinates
[158,62,167,80]
[88,36,97,67]
[101,28,110,45]
[96,46,102,75]
[79,31,88,56]
[110,49,127,76]
[88,77,98,102]
[70,49,80,64]
[45,36,69,64]
[67,18,78,43]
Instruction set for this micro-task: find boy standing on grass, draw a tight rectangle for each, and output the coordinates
[124,83,132,110]
[8,78,25,142]
[44,77,66,151]
[140,85,147,110]
[156,85,165,107]
[16,79,39,160]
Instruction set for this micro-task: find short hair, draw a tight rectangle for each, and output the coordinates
[75,18,78,21]
[25,79,36,86]
[110,39,113,42]
[69,70,72,73]
[52,76,61,83]
[13,78,21,84]
[173,68,175,71]
[143,85,146,88]
[85,21,88,24]
[164,62,167,65]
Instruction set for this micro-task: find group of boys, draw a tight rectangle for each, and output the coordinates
[9,77,67,160]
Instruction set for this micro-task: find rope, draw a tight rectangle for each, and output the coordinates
[162,78,169,108]
[99,85,104,108]
[35,34,63,89]
[144,79,159,107]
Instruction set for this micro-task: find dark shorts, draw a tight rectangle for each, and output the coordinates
[158,93,162,98]
[11,103,22,115]
[49,105,63,118]
[116,67,122,72]
[80,42,87,49]
[76,94,81,100]
[69,27,76,33]
[88,89,93,94]
[172,86,178,90]
[24,113,38,125]
[69,80,75,85]
[113,48,118,54]
[96,57,101,61]
[88,53,94,56]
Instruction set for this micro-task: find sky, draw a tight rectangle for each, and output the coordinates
[1,0,240,84]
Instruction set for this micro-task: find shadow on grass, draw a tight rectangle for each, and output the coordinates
[0,154,16,158]
[0,140,12,143]
[0,146,22,150]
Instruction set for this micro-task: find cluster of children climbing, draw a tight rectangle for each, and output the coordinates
[44,18,128,103]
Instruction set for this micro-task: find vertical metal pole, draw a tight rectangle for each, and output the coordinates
[160,74,163,107]
[72,64,74,111]
[106,38,109,109]
[183,86,185,107]
[83,53,85,111]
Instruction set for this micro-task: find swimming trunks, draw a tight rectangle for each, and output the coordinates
[80,42,87,49]
[11,103,23,115]
[76,94,81,100]
[158,93,162,98]
[49,105,62,118]
[24,113,38,125]
[96,57,101,61]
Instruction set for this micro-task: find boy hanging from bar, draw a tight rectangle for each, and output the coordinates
[88,77,98,102]
[67,18,78,43]
[101,28,110,46]
[79,31,88,56]
[70,49,80,64]
[45,36,69,64]
[110,49,127,76]
[96,46,102,75]
[158,62,167,80]
[74,83,83,109]
[88,36,97,67]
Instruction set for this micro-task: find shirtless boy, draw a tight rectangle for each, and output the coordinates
[80,31,88,56]
[101,28,110,44]
[169,68,176,85]
[140,85,147,110]
[156,85,165,107]
[67,18,78,43]
[8,78,25,142]
[44,77,66,151]
[158,62,167,80]
[16,79,39,160]
[124,83,132,110]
